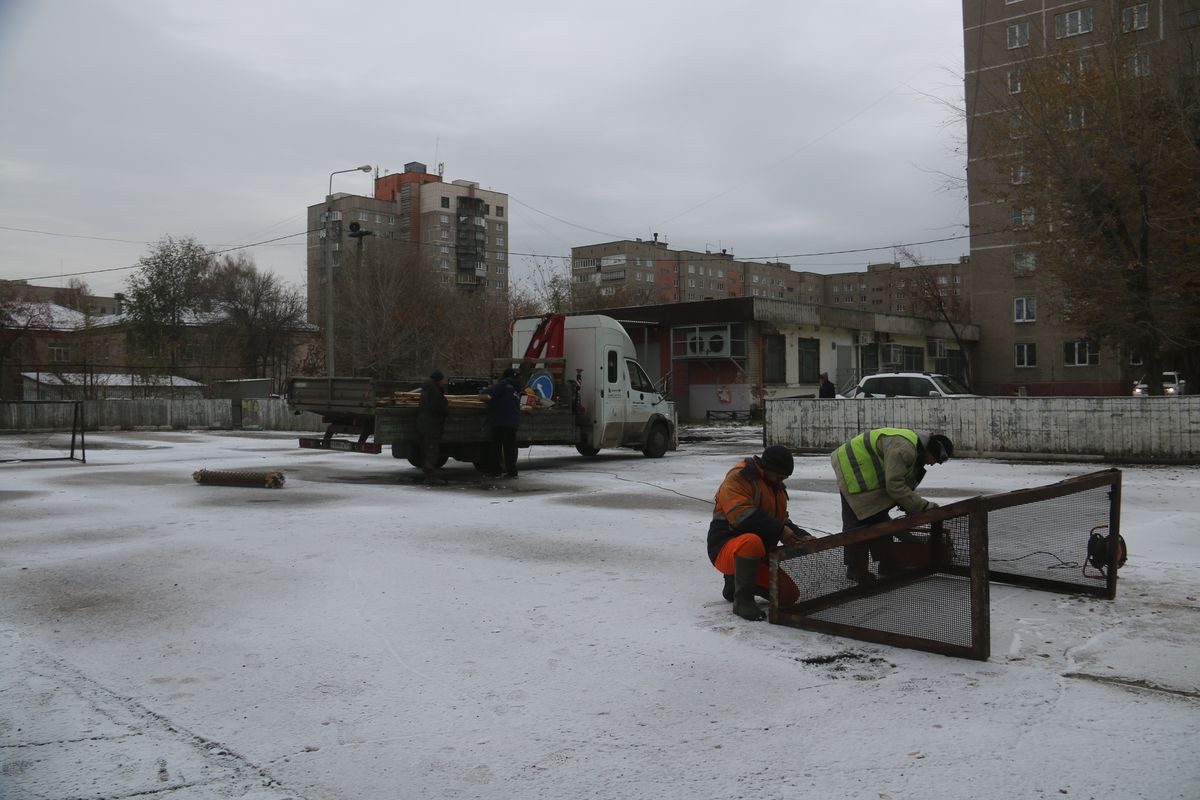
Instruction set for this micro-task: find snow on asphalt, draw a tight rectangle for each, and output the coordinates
[1,426,1197,799]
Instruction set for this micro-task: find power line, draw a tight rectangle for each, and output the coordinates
[0,224,150,245]
[11,230,314,283]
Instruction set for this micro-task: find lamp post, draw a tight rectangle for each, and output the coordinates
[324,164,373,376]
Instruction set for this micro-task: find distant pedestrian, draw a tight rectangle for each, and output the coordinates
[480,367,523,478]
[416,371,449,484]
[818,372,836,398]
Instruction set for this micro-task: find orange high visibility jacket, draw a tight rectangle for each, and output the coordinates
[706,456,789,564]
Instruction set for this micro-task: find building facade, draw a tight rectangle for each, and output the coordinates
[962,0,1192,395]
[594,297,979,421]
[305,162,510,324]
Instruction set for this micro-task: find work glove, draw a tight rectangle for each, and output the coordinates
[780,524,814,548]
[923,501,939,511]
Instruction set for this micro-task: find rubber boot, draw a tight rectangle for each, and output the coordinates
[732,556,766,621]
[722,573,735,602]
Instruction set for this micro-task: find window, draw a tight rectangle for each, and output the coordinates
[1012,207,1036,228]
[1055,8,1093,38]
[1007,69,1023,94]
[1184,9,1200,29]
[1127,51,1151,77]
[1122,3,1149,31]
[496,205,504,217]
[1064,340,1100,366]
[626,360,655,394]
[496,237,505,247]
[1007,21,1030,48]
[440,214,448,223]
[687,264,695,274]
[1011,164,1031,184]
[49,344,70,363]
[1015,343,1038,367]
[440,228,448,239]
[496,251,505,262]
[1066,106,1087,129]
[358,211,370,221]
[439,258,449,269]
[797,337,820,383]
[497,222,505,232]
[1014,296,1037,322]
[483,204,490,215]
[440,245,449,254]
[1014,251,1037,274]
[764,335,786,383]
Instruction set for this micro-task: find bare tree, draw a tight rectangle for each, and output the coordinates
[980,12,1200,392]
[897,247,976,385]
[209,254,308,387]
[52,278,92,314]
[123,236,214,368]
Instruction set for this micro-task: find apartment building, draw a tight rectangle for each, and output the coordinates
[823,259,972,318]
[305,162,509,323]
[962,0,1193,395]
[570,241,967,316]
[570,240,824,305]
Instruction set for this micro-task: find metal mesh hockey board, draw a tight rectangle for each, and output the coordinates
[769,469,1122,660]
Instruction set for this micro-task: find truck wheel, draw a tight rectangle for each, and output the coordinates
[642,423,669,458]
[407,442,423,469]
[576,444,600,457]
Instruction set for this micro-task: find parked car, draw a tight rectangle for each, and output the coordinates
[1132,371,1186,396]
[847,372,978,399]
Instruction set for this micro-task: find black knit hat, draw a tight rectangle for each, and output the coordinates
[927,434,954,463]
[760,445,794,476]
[430,370,445,382]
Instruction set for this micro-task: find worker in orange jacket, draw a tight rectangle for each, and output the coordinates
[707,446,811,621]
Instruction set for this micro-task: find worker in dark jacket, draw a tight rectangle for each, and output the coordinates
[707,446,812,621]
[818,372,837,398]
[831,428,953,583]
[481,367,523,478]
[416,370,449,484]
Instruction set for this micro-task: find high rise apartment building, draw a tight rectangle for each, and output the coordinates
[306,162,509,323]
[962,0,1191,394]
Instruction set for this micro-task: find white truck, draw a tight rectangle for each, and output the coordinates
[287,313,678,471]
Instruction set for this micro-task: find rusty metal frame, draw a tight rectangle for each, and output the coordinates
[980,468,1122,599]
[769,500,990,660]
[768,469,1122,660]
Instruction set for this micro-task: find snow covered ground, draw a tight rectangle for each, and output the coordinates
[1,426,1197,799]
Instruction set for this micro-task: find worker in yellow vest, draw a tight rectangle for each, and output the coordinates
[831,429,954,583]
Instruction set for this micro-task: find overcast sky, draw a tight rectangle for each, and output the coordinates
[0,1,968,299]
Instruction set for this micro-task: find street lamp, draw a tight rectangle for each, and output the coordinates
[324,164,372,376]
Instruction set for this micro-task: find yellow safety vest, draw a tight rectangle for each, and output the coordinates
[835,428,919,494]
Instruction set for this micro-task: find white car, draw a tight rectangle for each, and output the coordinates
[848,372,978,399]
[1132,371,1186,396]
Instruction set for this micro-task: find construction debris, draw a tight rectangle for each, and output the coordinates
[192,469,286,489]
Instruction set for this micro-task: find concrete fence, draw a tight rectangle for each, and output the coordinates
[765,397,1200,463]
[0,399,325,433]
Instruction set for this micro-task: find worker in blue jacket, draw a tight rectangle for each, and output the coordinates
[481,368,523,477]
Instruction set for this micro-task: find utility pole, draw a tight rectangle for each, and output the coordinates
[324,165,372,376]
